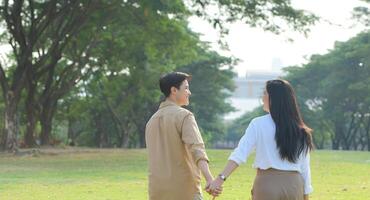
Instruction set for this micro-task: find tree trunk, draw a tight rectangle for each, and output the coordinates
[138,126,146,148]
[365,117,370,151]
[3,97,18,152]
[24,83,37,147]
[94,114,108,148]
[137,105,156,148]
[121,122,130,149]
[67,117,76,146]
[342,113,356,150]
[368,132,370,151]
[117,121,129,148]
[333,121,344,150]
[312,134,319,149]
[40,100,57,145]
[98,86,129,148]
[24,114,36,147]
[319,136,325,149]
[40,116,52,145]
[103,99,128,148]
[121,126,129,148]
[347,114,363,150]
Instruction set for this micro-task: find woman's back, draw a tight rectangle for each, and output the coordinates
[229,114,307,171]
[208,79,313,199]
[228,113,313,195]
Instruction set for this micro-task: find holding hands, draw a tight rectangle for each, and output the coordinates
[205,160,239,199]
[205,175,225,198]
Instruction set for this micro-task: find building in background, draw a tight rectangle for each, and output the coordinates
[225,70,281,120]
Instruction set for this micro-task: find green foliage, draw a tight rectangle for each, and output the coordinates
[0,0,319,149]
[225,31,370,151]
[179,50,237,144]
[55,5,202,147]
[226,106,265,142]
[189,0,318,37]
[284,31,370,150]
[353,0,370,26]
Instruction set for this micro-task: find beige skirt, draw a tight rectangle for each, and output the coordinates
[251,168,304,200]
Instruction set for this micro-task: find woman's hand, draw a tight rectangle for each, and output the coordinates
[205,177,224,197]
[205,160,239,198]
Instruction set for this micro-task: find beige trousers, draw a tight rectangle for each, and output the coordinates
[251,168,304,200]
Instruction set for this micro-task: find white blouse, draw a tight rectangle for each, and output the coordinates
[229,114,313,194]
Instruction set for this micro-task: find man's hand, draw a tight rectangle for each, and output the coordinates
[205,177,223,197]
[197,160,222,197]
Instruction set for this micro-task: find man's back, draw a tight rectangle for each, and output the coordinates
[145,100,205,200]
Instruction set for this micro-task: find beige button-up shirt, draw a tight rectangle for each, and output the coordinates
[145,100,209,200]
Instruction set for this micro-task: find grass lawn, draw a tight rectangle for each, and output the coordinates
[0,148,369,200]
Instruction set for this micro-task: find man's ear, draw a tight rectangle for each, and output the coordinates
[170,86,177,95]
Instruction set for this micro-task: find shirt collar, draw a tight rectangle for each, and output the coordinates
[159,99,179,109]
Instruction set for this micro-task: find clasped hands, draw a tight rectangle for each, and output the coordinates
[205,177,224,198]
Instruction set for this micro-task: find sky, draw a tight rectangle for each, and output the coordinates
[188,0,369,77]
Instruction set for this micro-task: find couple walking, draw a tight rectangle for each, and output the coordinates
[145,72,313,200]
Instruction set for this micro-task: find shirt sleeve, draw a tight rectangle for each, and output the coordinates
[181,113,209,164]
[300,151,313,194]
[228,120,257,165]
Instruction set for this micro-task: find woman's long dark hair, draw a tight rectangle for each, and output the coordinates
[266,79,313,163]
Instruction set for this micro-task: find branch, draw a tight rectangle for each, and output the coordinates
[0,62,9,99]
[28,0,36,45]
[8,37,19,59]
[3,0,12,32]
[345,112,356,142]
[348,113,365,148]
[33,1,58,42]
[55,38,98,99]
[11,0,27,49]
[34,1,94,77]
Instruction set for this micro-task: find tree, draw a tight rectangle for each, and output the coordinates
[284,31,370,150]
[0,0,97,151]
[353,0,370,27]
[56,4,201,148]
[189,0,317,42]
[179,49,236,144]
[226,106,265,143]
[0,0,318,151]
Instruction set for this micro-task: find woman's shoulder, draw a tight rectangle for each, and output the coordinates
[251,114,272,124]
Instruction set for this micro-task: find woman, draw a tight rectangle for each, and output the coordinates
[208,79,313,200]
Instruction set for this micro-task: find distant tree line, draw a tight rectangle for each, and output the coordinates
[227,31,370,151]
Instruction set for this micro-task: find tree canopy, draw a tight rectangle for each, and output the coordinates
[0,0,317,151]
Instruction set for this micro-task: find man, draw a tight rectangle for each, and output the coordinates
[145,72,220,200]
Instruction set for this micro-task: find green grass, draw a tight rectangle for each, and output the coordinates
[0,149,369,200]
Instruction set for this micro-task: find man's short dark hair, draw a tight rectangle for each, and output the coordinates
[159,72,191,97]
